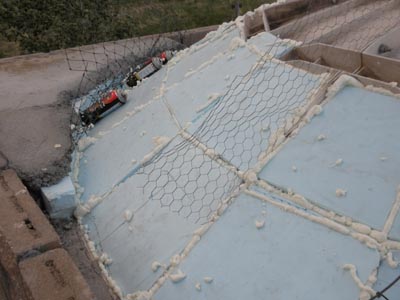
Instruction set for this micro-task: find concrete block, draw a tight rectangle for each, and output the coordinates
[41,176,76,219]
[0,231,31,300]
[0,169,26,196]
[19,249,94,300]
[0,169,61,260]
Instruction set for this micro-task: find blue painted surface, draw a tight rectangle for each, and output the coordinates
[165,30,299,142]
[192,60,322,170]
[166,27,241,87]
[374,251,400,299]
[78,100,178,202]
[155,191,380,300]
[259,86,400,230]
[92,200,199,294]
[75,27,245,203]
[69,22,399,299]
[75,27,312,204]
[165,46,260,131]
[82,135,240,294]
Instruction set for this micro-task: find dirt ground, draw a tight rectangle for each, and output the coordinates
[0,51,79,190]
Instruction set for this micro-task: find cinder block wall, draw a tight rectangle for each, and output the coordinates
[0,169,93,300]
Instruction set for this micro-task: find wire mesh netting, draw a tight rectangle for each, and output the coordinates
[64,0,270,136]
[141,138,241,224]
[137,0,400,225]
[66,35,185,132]
[67,0,400,298]
[65,4,190,135]
[69,0,400,226]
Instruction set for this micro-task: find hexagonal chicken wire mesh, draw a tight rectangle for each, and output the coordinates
[71,0,400,225]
